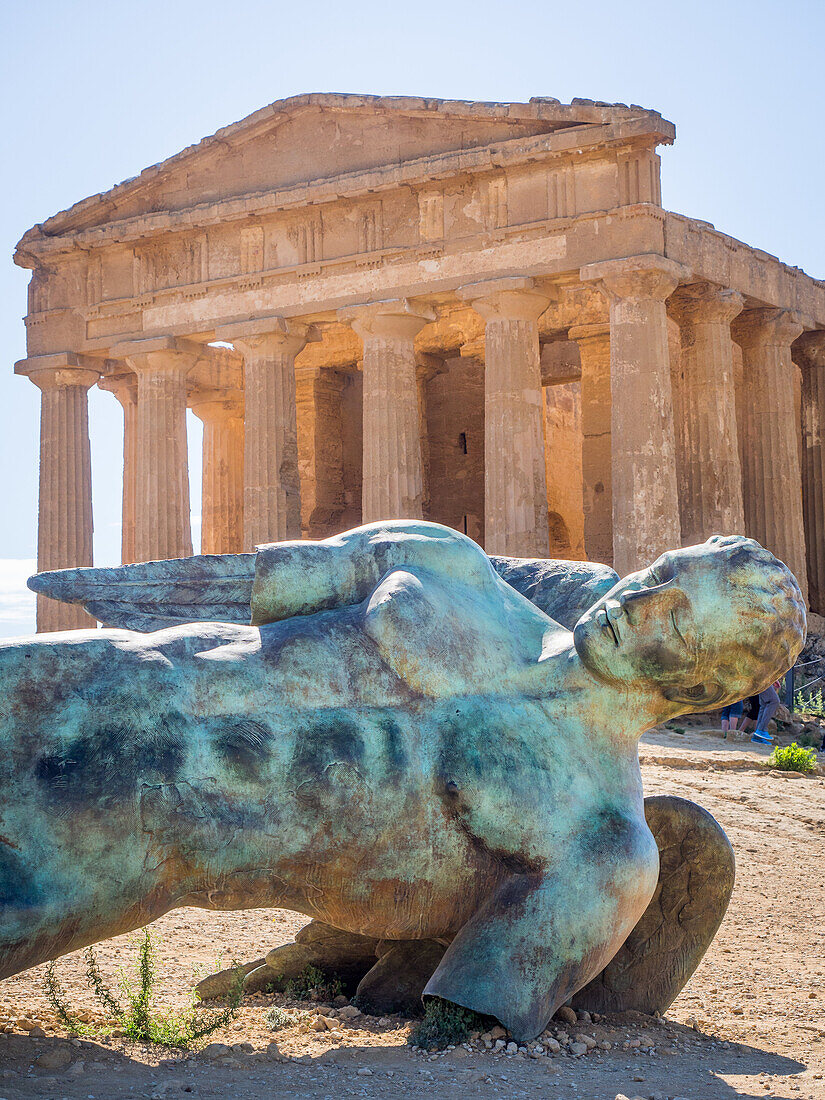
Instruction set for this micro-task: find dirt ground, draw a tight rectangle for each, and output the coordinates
[1,728,824,1100]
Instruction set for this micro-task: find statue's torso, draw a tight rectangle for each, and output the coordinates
[0,564,653,942]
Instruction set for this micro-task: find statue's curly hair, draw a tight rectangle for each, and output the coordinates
[701,535,806,704]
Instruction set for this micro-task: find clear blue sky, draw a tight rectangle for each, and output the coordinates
[1,0,823,635]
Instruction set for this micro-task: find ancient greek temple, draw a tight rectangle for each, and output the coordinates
[14,93,825,631]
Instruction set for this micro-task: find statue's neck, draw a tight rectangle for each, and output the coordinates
[530,639,672,741]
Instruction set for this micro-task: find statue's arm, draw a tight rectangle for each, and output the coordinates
[28,519,620,633]
[250,520,496,623]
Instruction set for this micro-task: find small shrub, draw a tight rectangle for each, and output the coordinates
[45,929,244,1047]
[768,742,818,774]
[282,964,343,1002]
[265,1005,303,1031]
[408,998,484,1050]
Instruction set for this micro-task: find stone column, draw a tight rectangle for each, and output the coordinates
[29,362,99,631]
[668,284,745,545]
[117,338,194,562]
[99,372,138,564]
[793,330,825,611]
[581,255,689,577]
[340,300,435,524]
[569,323,612,566]
[217,318,313,549]
[732,309,807,600]
[458,278,552,558]
[191,389,244,555]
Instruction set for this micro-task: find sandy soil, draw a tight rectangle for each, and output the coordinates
[1,730,824,1100]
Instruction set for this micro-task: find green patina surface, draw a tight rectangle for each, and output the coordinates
[1,521,807,1040]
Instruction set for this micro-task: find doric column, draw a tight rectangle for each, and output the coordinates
[190,389,244,555]
[793,330,825,611]
[99,372,138,564]
[581,255,689,577]
[340,300,435,524]
[458,278,552,558]
[668,284,745,544]
[116,338,194,563]
[569,323,612,566]
[732,309,807,600]
[28,361,99,631]
[217,318,312,549]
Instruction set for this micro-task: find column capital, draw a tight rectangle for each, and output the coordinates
[98,371,137,405]
[112,336,207,374]
[732,308,805,350]
[216,315,318,358]
[793,329,825,370]
[580,254,691,302]
[339,298,436,341]
[190,388,244,423]
[668,282,744,327]
[28,366,100,392]
[457,277,554,322]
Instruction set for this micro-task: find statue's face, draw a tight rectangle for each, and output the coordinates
[573,543,755,708]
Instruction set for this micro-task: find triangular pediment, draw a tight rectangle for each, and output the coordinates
[19,93,672,246]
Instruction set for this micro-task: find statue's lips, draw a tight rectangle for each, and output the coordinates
[596,608,620,646]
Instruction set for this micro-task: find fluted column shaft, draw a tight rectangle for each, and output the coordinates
[125,349,192,562]
[459,279,552,557]
[569,323,612,565]
[100,373,138,564]
[191,392,244,555]
[793,330,825,611]
[30,366,98,631]
[219,320,310,549]
[733,309,807,600]
[581,256,688,577]
[343,300,435,524]
[669,284,745,544]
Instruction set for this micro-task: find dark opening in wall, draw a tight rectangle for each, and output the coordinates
[463,515,469,535]
[459,432,468,455]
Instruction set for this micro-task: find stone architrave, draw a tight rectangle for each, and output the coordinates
[581,255,689,577]
[217,317,313,550]
[115,337,195,563]
[459,278,553,558]
[792,330,825,612]
[668,284,745,545]
[732,309,807,601]
[569,323,612,566]
[28,359,99,631]
[99,372,138,565]
[190,389,244,555]
[340,300,436,524]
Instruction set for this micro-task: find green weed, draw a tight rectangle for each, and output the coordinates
[45,928,244,1047]
[408,998,485,1050]
[282,964,343,1002]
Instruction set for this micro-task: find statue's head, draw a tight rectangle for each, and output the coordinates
[573,536,806,713]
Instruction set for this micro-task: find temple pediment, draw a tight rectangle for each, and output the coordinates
[19,93,673,246]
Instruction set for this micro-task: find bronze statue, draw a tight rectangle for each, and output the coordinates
[3,522,803,1041]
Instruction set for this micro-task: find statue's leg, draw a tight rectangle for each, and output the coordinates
[572,795,735,1016]
[353,939,447,1017]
